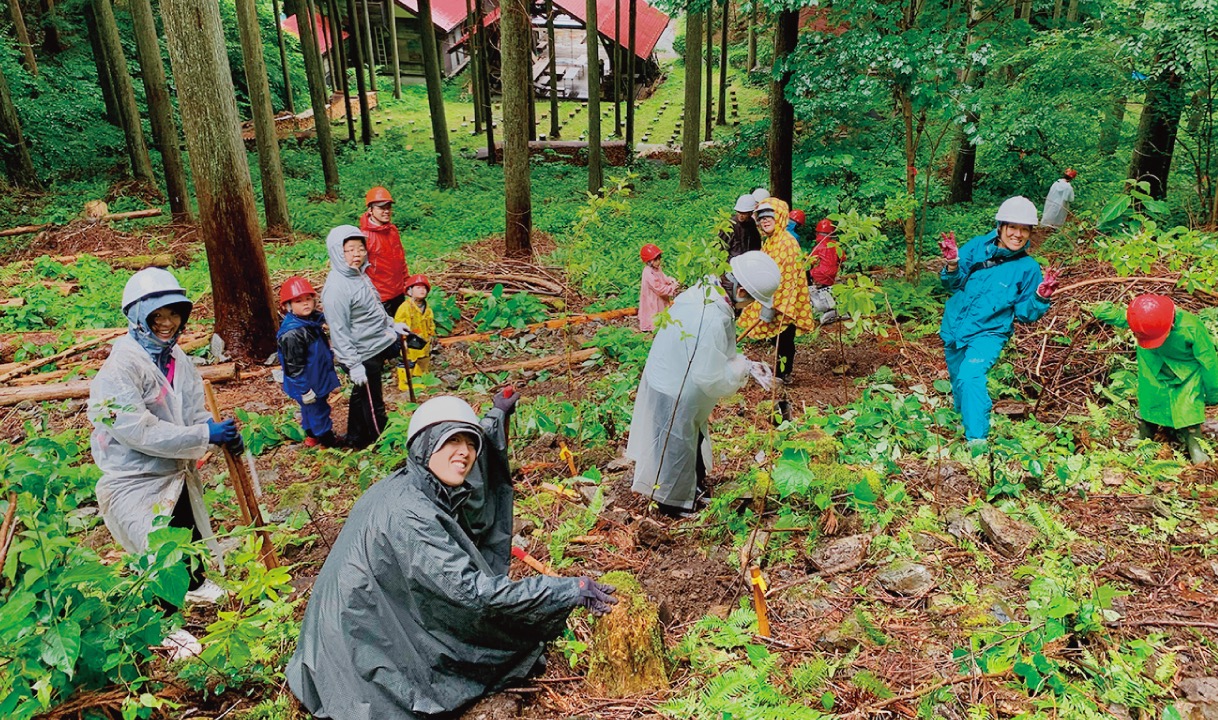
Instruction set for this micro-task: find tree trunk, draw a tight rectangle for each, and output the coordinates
[129,0,192,220]
[679,11,702,191]
[947,124,976,204]
[329,0,356,142]
[1066,0,1078,22]
[502,0,532,256]
[300,0,340,196]
[1052,0,1062,21]
[7,0,37,75]
[747,3,756,70]
[625,0,636,148]
[547,0,559,138]
[160,0,278,362]
[587,0,602,192]
[466,0,483,131]
[39,0,61,55]
[387,0,401,98]
[613,0,621,136]
[899,86,917,278]
[270,0,296,113]
[716,0,727,126]
[361,0,377,92]
[346,0,373,144]
[1098,96,1125,156]
[419,0,456,188]
[475,0,496,164]
[93,0,155,185]
[1128,69,1185,200]
[235,0,291,231]
[703,0,712,141]
[0,66,39,188]
[83,4,120,127]
[528,75,536,141]
[767,9,797,203]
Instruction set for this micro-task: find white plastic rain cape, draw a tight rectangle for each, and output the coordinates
[1042,179,1075,227]
[88,336,222,565]
[627,280,751,509]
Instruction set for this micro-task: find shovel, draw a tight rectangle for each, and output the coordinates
[511,536,558,576]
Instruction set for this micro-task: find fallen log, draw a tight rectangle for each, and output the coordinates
[438,307,636,346]
[106,253,174,270]
[439,271,566,296]
[0,208,163,239]
[0,223,51,238]
[0,329,127,383]
[463,348,598,375]
[0,298,24,308]
[0,362,237,406]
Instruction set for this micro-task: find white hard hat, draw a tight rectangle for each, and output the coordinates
[751,187,770,203]
[122,267,189,315]
[407,396,482,450]
[994,196,1039,226]
[734,194,758,213]
[729,251,781,309]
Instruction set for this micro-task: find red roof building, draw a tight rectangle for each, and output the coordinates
[282,13,348,55]
[550,0,669,60]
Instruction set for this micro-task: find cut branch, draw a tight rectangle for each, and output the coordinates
[439,307,636,346]
[465,347,597,375]
[0,363,237,406]
[0,329,126,383]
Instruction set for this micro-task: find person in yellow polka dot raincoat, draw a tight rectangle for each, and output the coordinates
[736,198,817,382]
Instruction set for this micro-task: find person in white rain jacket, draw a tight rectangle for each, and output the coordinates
[1041,168,1077,228]
[89,268,241,656]
[627,251,781,518]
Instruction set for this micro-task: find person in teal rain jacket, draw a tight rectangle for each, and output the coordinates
[938,197,1061,447]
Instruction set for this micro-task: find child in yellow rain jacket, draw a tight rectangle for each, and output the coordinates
[736,198,817,383]
[394,274,436,386]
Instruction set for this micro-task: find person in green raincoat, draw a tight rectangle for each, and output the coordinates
[1097,294,1218,463]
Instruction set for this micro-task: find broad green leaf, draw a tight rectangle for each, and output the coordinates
[39,619,82,678]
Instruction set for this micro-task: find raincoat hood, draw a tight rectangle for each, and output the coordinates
[759,198,790,237]
[408,419,485,505]
[125,295,192,369]
[326,224,368,278]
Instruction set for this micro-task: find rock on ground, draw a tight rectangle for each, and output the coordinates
[978,504,1037,558]
[877,561,935,596]
[810,534,871,575]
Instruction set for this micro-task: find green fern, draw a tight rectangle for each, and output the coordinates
[850,670,895,699]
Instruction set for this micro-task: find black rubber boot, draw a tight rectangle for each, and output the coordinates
[1137,419,1160,440]
[1180,425,1209,464]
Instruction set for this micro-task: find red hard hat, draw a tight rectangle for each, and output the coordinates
[279,276,317,304]
[405,273,431,291]
[789,209,806,226]
[1126,294,1175,349]
[816,218,835,234]
[1064,168,1078,179]
[365,186,393,205]
[640,244,662,262]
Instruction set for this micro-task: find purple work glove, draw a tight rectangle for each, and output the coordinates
[938,231,959,262]
[1037,267,1062,299]
[576,576,618,615]
[492,386,519,416]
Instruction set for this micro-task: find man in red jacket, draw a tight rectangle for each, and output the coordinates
[809,218,844,325]
[360,186,408,316]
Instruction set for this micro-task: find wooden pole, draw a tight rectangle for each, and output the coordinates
[202,381,279,570]
[750,567,771,636]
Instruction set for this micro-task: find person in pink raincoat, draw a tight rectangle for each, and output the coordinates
[638,243,679,331]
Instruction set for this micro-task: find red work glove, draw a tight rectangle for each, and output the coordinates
[938,232,958,262]
[1037,267,1062,299]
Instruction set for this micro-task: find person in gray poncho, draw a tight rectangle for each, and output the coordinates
[287,393,617,719]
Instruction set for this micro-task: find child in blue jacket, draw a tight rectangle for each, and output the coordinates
[278,276,344,448]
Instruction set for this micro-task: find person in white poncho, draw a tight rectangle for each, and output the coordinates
[627,251,782,518]
[88,268,242,656]
[1041,168,1077,228]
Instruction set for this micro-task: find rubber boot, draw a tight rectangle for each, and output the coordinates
[1136,419,1160,440]
[1180,425,1209,464]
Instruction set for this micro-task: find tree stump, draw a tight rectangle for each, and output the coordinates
[585,571,668,696]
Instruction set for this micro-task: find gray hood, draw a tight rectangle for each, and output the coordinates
[320,224,396,367]
[326,224,368,278]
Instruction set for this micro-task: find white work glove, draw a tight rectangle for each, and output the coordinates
[349,364,368,386]
[749,361,775,391]
[301,389,317,405]
[393,322,412,337]
[759,305,778,323]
